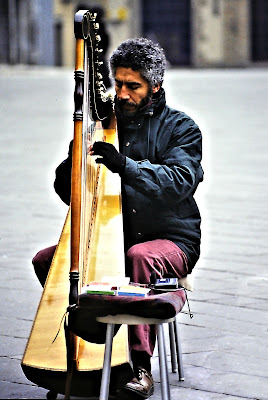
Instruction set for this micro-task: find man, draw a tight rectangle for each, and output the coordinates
[33,38,203,399]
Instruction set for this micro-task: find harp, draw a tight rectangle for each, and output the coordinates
[21,10,131,399]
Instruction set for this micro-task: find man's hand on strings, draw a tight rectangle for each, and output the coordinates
[91,141,126,175]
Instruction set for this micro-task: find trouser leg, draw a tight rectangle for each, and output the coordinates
[32,245,57,287]
[126,239,188,361]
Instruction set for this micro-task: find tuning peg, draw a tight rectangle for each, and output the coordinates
[89,12,97,21]
[93,23,99,30]
[96,87,104,94]
[95,34,101,43]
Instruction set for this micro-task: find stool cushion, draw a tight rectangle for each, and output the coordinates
[68,289,186,344]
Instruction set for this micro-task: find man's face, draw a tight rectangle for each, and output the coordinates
[114,67,158,117]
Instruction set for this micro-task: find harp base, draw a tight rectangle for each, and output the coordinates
[22,362,133,398]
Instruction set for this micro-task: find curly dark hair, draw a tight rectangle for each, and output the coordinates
[109,38,166,88]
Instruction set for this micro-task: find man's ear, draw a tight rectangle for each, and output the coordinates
[152,84,160,93]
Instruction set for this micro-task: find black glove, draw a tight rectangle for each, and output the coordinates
[92,141,126,175]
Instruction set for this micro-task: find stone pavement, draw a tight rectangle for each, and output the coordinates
[0,66,267,399]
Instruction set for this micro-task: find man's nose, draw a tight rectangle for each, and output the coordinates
[119,85,130,100]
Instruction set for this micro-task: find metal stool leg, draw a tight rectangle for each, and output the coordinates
[157,324,171,400]
[173,316,184,381]
[99,323,115,400]
[168,322,177,373]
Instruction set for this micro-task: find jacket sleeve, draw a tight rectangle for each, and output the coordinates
[54,141,73,206]
[123,114,203,205]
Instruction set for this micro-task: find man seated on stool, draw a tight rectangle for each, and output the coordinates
[33,38,203,399]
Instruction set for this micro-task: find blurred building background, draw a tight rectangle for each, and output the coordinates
[0,0,267,68]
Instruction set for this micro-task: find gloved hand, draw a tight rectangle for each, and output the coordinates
[92,141,126,174]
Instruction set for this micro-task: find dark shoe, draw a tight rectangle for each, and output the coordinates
[122,366,154,399]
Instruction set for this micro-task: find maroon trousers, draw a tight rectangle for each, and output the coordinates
[32,239,188,358]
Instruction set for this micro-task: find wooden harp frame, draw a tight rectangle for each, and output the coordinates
[21,10,131,398]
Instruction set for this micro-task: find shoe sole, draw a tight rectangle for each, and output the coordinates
[118,385,154,399]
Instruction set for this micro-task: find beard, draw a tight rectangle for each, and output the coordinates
[115,90,153,119]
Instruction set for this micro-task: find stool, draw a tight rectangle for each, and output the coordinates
[168,315,184,381]
[97,312,184,400]
[67,282,190,400]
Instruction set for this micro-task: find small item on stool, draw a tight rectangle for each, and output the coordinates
[154,278,179,290]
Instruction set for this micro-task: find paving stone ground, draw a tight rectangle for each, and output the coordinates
[0,66,267,399]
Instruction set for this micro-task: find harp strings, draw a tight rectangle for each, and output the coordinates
[79,38,101,288]
[78,14,111,289]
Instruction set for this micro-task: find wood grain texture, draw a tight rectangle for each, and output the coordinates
[22,121,129,375]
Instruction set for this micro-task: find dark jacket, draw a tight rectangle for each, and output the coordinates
[116,88,203,272]
[54,88,203,272]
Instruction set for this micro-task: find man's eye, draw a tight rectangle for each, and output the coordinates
[128,85,139,90]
